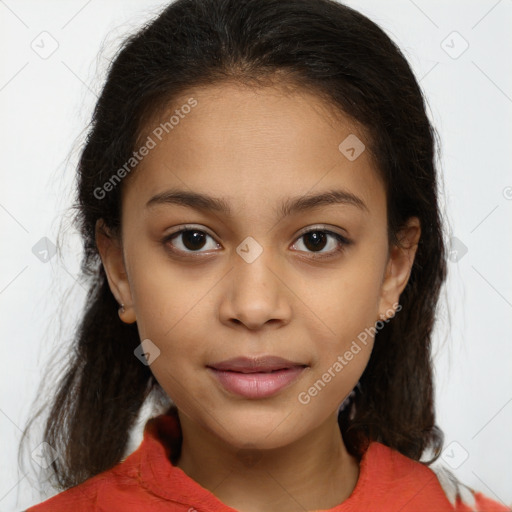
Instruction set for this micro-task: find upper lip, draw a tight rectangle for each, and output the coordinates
[207,356,308,373]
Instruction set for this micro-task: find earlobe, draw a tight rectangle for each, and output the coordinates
[377,217,421,320]
[95,219,137,324]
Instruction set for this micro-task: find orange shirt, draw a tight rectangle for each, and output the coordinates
[27,411,510,511]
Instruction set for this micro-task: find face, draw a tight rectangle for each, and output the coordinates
[97,81,419,451]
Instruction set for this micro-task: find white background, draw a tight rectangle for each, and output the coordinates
[1,0,511,510]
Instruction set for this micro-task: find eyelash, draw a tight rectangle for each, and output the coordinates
[162,225,352,260]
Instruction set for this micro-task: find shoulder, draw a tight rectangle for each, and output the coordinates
[429,459,511,512]
[363,442,510,512]
[25,448,143,511]
[360,441,454,510]
[25,409,183,511]
[25,475,107,510]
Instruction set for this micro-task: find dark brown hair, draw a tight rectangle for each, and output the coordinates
[21,0,447,491]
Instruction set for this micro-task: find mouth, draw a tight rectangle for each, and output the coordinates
[207,355,307,372]
[206,356,309,399]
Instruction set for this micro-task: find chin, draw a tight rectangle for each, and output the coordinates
[205,401,308,449]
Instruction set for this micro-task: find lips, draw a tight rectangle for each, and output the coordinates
[207,355,307,373]
[206,356,308,399]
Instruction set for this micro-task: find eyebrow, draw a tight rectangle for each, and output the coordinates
[145,187,368,219]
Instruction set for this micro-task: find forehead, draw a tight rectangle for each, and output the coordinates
[124,81,385,220]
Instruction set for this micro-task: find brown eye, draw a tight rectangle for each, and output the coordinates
[180,230,207,251]
[302,231,328,251]
[164,228,220,254]
[293,229,350,257]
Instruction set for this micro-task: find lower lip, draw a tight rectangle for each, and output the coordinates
[207,366,307,399]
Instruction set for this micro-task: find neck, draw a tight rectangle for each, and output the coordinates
[176,410,360,512]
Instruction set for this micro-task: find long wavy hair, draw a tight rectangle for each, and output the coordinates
[21,0,447,491]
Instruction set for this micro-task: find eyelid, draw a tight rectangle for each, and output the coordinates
[295,224,349,239]
[165,224,217,238]
[291,225,352,259]
[163,224,219,246]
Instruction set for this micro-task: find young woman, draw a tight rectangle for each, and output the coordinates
[23,0,510,510]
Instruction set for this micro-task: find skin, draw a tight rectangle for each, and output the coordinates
[96,80,420,512]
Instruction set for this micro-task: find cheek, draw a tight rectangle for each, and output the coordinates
[303,253,386,340]
[133,289,209,410]
[293,271,382,411]
[125,237,215,340]
[297,249,386,380]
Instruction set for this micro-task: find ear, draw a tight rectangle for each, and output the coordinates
[95,219,136,324]
[377,216,421,320]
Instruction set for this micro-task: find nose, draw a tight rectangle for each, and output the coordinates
[218,246,292,331]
